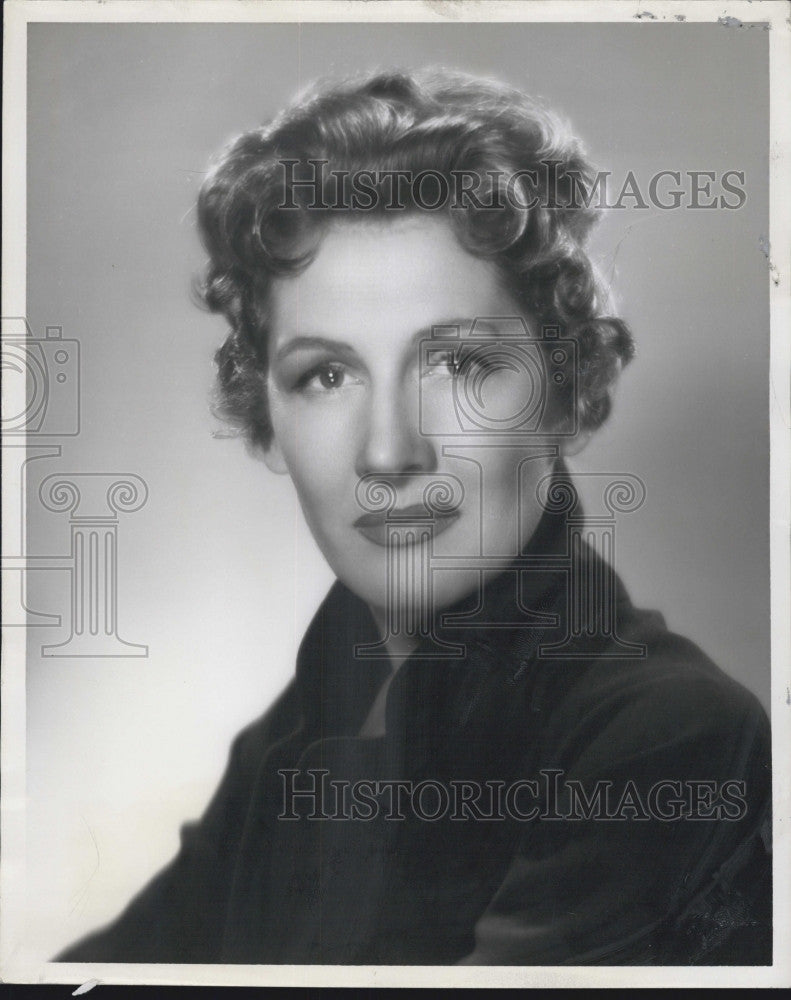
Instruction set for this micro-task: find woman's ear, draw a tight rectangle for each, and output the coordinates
[559,429,593,458]
[263,437,290,475]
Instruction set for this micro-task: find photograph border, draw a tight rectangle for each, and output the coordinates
[2,0,789,988]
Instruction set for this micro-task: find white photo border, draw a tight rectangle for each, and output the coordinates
[2,0,790,989]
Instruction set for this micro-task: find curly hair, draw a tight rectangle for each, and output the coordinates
[196,68,634,450]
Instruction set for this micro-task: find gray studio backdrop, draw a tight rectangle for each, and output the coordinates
[23,22,769,959]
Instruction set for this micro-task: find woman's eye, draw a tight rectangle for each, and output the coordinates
[422,347,500,380]
[316,365,345,389]
[422,349,460,378]
[296,363,355,393]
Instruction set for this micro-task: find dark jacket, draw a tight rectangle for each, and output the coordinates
[59,506,771,965]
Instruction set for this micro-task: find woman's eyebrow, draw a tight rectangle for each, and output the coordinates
[273,319,500,364]
[274,336,359,363]
[274,324,474,364]
[418,318,475,340]
[418,317,515,340]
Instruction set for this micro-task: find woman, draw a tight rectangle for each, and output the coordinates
[59,69,771,965]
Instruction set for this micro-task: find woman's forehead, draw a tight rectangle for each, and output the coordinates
[268,215,518,351]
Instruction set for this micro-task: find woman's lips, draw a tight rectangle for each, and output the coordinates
[353,507,460,547]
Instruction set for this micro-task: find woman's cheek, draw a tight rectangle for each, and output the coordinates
[272,392,360,485]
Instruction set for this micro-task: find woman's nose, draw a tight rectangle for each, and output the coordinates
[354,381,437,477]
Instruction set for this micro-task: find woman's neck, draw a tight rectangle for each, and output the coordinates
[367,603,419,670]
[356,606,415,738]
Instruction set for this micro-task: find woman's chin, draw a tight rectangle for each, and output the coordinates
[336,565,484,629]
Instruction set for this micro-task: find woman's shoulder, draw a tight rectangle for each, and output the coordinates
[225,677,303,775]
[584,602,765,728]
[537,597,771,788]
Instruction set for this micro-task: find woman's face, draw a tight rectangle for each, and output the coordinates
[265,215,564,623]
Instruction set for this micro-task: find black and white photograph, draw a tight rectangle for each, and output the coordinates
[2,0,789,989]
